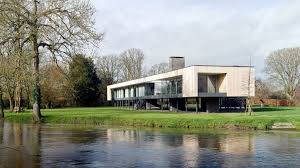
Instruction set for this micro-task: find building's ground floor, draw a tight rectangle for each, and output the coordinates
[112,97,247,112]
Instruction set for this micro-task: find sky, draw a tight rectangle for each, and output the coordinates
[90,0,300,78]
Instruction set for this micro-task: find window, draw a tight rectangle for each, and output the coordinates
[208,75,217,93]
[198,74,218,93]
[198,74,208,92]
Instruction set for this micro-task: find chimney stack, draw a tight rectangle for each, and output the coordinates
[169,56,185,71]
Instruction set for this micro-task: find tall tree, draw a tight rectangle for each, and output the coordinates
[0,0,103,121]
[96,54,121,104]
[0,86,3,119]
[68,55,100,106]
[0,46,16,112]
[0,60,4,118]
[0,52,4,118]
[265,48,300,104]
[0,3,32,112]
[41,63,68,108]
[120,48,145,81]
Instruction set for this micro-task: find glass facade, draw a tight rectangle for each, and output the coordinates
[112,74,225,100]
[207,75,217,93]
[112,76,182,100]
[198,75,208,92]
[153,77,182,96]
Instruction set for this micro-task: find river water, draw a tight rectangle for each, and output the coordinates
[0,122,300,168]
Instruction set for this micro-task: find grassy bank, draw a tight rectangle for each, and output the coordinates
[3,106,300,130]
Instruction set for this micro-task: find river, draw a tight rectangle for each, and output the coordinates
[0,122,300,168]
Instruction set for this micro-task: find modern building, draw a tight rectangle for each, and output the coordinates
[107,57,255,112]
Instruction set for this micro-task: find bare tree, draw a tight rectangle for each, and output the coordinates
[147,62,169,76]
[40,63,68,108]
[0,86,3,119]
[0,0,103,121]
[0,42,32,112]
[255,79,271,99]
[0,48,16,112]
[0,1,32,112]
[96,54,121,85]
[0,57,4,118]
[265,48,300,105]
[119,48,145,81]
[96,54,121,104]
[13,49,32,112]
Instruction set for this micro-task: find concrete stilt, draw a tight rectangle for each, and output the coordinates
[185,98,187,112]
[206,97,220,113]
[132,100,134,109]
[176,99,179,112]
[160,99,163,112]
[196,98,199,113]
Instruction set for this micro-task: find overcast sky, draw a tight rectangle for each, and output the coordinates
[91,0,300,77]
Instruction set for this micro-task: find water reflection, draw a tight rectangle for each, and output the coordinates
[0,121,41,168]
[0,122,300,167]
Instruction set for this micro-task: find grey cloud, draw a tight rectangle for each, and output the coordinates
[91,0,300,78]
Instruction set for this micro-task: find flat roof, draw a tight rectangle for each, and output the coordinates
[108,65,255,87]
[190,65,254,68]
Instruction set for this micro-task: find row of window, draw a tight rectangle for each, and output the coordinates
[114,86,145,99]
[113,77,183,99]
[113,74,222,99]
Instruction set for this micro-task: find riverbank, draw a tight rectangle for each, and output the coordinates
[3,106,300,130]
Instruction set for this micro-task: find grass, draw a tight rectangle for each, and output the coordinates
[3,106,300,130]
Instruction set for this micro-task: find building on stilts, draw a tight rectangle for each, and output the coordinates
[107,57,255,112]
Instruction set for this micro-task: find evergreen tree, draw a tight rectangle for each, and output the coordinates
[68,55,100,106]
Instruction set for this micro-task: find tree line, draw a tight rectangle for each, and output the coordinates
[0,0,102,121]
[0,42,169,117]
[40,48,168,108]
[0,0,168,120]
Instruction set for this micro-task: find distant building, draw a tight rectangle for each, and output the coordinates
[107,57,255,112]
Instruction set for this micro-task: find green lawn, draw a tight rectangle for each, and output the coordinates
[3,106,300,130]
